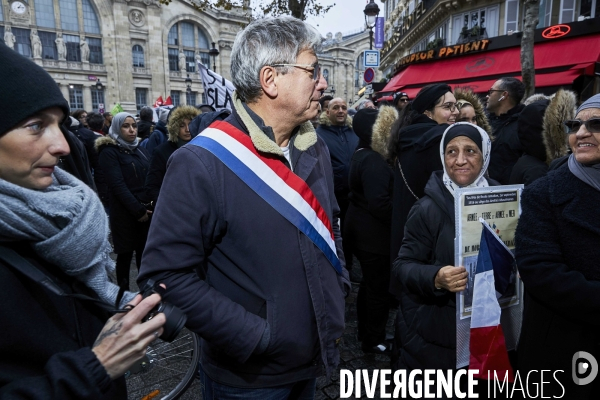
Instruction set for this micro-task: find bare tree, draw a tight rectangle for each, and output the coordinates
[521,0,540,99]
[163,0,334,21]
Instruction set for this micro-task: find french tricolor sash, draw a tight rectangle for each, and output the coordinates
[189,121,342,275]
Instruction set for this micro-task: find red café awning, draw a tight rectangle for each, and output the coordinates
[383,33,600,95]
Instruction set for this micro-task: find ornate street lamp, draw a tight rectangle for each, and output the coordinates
[95,78,103,91]
[330,85,335,97]
[208,42,220,71]
[185,74,192,95]
[363,0,380,50]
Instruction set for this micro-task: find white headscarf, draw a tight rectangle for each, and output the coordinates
[108,112,140,151]
[439,122,492,197]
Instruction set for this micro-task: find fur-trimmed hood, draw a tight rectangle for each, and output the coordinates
[371,106,399,160]
[542,89,577,164]
[94,135,117,153]
[523,93,551,106]
[167,105,201,142]
[453,87,492,135]
[318,110,353,129]
[232,92,317,156]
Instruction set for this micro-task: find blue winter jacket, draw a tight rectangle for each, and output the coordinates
[316,117,358,195]
[138,93,349,388]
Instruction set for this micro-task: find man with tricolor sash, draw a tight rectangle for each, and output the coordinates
[138,16,350,399]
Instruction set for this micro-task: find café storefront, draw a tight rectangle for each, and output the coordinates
[378,18,600,100]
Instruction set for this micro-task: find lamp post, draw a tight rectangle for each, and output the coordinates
[330,85,335,97]
[363,0,380,50]
[95,78,103,91]
[185,73,192,104]
[209,42,220,71]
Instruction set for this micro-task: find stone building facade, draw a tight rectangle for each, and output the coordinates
[0,0,248,113]
[1,0,374,112]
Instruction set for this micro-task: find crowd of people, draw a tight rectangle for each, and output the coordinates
[1,14,599,400]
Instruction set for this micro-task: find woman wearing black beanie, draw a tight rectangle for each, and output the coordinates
[0,44,165,399]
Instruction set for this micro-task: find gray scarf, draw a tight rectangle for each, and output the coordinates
[568,154,600,192]
[109,112,140,151]
[0,168,136,307]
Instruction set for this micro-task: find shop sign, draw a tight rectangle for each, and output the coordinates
[542,24,571,39]
[396,39,491,69]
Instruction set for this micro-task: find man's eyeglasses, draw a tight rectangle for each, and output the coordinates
[564,118,600,134]
[436,102,458,112]
[487,89,504,95]
[271,63,321,81]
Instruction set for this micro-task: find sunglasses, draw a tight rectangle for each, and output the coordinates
[563,118,600,134]
[398,98,409,103]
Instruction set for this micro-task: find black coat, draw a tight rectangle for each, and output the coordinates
[96,137,150,254]
[389,116,447,295]
[515,165,600,399]
[316,123,359,196]
[508,154,548,186]
[345,148,393,255]
[145,141,178,204]
[0,242,126,399]
[392,171,457,371]
[488,104,525,184]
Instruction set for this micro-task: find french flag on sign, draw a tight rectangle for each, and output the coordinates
[469,220,515,381]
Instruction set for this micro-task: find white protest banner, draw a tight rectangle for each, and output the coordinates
[198,62,234,111]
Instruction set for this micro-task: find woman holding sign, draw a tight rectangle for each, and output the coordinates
[392,122,495,375]
[516,94,600,399]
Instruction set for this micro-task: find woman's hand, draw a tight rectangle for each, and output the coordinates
[434,265,468,292]
[92,292,166,379]
[137,210,152,222]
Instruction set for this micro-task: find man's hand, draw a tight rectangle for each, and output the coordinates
[92,292,166,379]
[434,266,468,292]
[138,210,152,222]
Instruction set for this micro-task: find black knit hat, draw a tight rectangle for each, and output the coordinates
[412,83,452,114]
[0,44,70,135]
[353,108,379,148]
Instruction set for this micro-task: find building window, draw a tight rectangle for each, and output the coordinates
[505,0,519,33]
[64,34,80,61]
[580,0,600,18]
[59,0,80,31]
[82,0,100,34]
[538,0,553,27]
[186,91,197,106]
[355,53,365,87]
[13,27,32,58]
[167,22,211,73]
[91,88,104,113]
[135,88,148,111]
[323,68,329,84]
[36,0,56,28]
[201,91,208,104]
[87,37,102,64]
[69,85,84,109]
[185,50,195,72]
[168,25,178,46]
[39,31,57,59]
[559,0,576,22]
[452,6,498,45]
[171,91,181,107]
[168,48,179,71]
[0,2,3,21]
[132,45,145,67]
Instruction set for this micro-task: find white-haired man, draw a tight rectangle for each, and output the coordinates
[139,16,349,399]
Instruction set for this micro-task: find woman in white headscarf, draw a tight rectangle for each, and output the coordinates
[392,122,496,375]
[96,112,151,291]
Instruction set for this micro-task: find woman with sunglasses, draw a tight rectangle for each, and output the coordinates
[96,113,151,292]
[515,94,600,399]
[453,87,492,134]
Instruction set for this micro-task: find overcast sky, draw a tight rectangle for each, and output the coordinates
[304,0,386,37]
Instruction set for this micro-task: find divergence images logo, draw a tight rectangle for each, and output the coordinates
[465,57,495,73]
[572,351,598,385]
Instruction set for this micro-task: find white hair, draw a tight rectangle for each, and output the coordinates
[230,16,322,103]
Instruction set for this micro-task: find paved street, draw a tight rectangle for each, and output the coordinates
[124,255,395,400]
